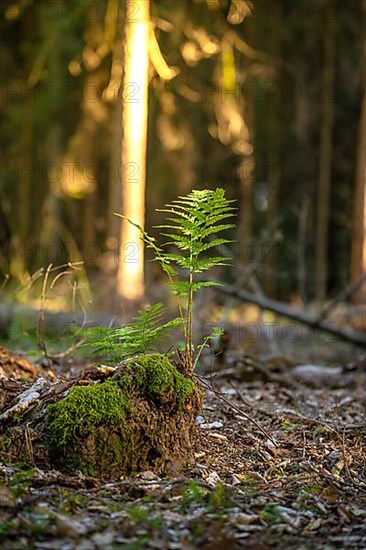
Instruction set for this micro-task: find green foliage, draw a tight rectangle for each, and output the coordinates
[180,480,231,513]
[208,481,227,509]
[156,188,236,287]
[261,503,282,524]
[84,303,180,364]
[115,188,236,372]
[127,504,163,530]
[58,489,89,513]
[9,467,37,498]
[181,481,206,511]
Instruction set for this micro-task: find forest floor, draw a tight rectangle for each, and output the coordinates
[0,331,366,550]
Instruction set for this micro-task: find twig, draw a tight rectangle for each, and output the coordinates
[0,378,49,424]
[228,29,294,75]
[0,273,9,291]
[195,374,278,448]
[38,264,53,359]
[269,407,337,432]
[17,268,44,293]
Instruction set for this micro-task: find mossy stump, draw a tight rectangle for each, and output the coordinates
[18,354,201,478]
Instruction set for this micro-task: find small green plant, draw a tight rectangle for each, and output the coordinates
[208,481,227,509]
[181,480,206,511]
[112,188,236,374]
[85,303,180,363]
[58,489,89,513]
[261,503,282,524]
[5,466,37,501]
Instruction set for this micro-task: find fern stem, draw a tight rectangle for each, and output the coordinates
[186,265,194,373]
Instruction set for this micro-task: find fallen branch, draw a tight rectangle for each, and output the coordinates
[0,377,49,424]
[208,282,366,347]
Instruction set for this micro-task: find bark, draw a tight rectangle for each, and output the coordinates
[265,0,282,297]
[315,0,336,301]
[351,0,366,303]
[297,195,310,302]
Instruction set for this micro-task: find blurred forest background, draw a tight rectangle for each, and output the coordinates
[0,0,365,320]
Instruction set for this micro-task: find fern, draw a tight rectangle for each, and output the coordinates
[83,188,237,372]
[84,303,180,364]
[116,188,236,373]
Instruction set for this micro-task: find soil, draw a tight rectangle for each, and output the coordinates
[0,337,366,549]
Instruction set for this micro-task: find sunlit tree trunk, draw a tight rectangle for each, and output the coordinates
[117,0,150,300]
[315,0,336,302]
[351,0,366,303]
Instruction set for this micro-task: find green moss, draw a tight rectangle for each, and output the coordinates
[47,378,131,446]
[122,353,197,409]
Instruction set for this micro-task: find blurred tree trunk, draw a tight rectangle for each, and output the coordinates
[19,99,34,271]
[107,99,122,244]
[83,189,97,254]
[265,2,281,297]
[40,34,62,263]
[19,8,36,272]
[236,36,254,253]
[61,69,101,265]
[315,0,336,301]
[351,0,366,303]
[117,0,150,300]
[238,143,254,250]
[294,62,313,300]
[297,195,310,302]
[41,125,62,253]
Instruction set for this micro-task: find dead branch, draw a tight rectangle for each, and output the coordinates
[209,282,366,347]
[0,378,49,424]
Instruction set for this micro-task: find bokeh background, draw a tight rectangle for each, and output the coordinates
[1,0,365,318]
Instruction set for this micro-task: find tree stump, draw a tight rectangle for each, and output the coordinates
[0,354,202,478]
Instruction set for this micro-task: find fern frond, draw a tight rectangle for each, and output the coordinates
[84,303,180,364]
[113,188,237,373]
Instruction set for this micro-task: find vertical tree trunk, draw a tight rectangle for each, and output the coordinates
[265,2,281,297]
[351,0,366,303]
[40,33,62,263]
[294,62,314,299]
[19,99,34,271]
[40,125,62,253]
[83,189,97,258]
[315,0,336,302]
[117,0,150,300]
[238,157,254,248]
[19,8,37,272]
[297,195,310,302]
[107,99,122,245]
